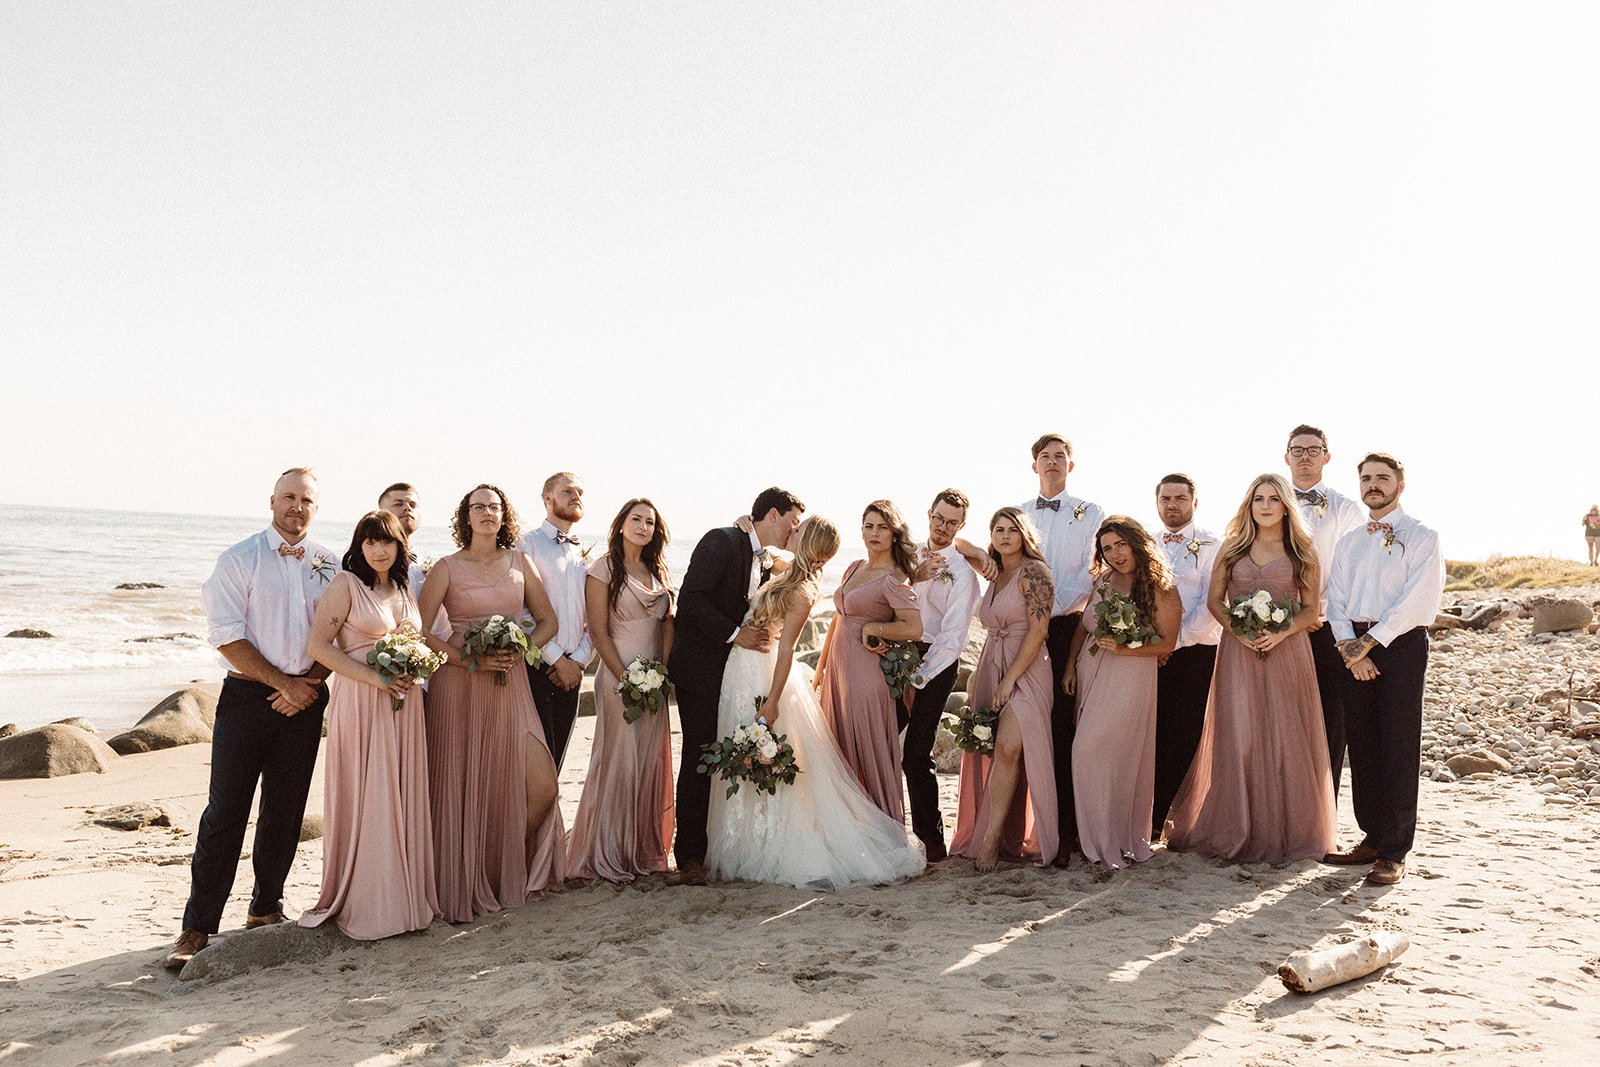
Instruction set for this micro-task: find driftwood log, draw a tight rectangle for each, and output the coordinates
[1277,932,1410,994]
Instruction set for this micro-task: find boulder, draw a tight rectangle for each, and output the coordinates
[955,664,975,692]
[798,649,822,669]
[179,921,368,984]
[108,687,219,755]
[0,723,16,739]
[1445,750,1512,777]
[51,717,99,734]
[93,803,171,830]
[1531,599,1594,636]
[796,615,829,653]
[578,687,596,718]
[0,725,119,779]
[299,813,324,842]
[5,628,53,639]
[943,691,968,717]
[115,582,166,590]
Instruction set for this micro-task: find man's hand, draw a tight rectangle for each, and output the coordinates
[912,556,948,584]
[271,676,321,716]
[734,625,773,652]
[1348,657,1381,682]
[547,655,584,691]
[1336,635,1374,666]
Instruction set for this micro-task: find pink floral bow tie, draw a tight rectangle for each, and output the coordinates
[277,542,305,560]
[1366,521,1392,536]
[1162,531,1185,544]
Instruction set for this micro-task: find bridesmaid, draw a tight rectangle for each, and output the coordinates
[817,499,922,822]
[950,507,1058,870]
[567,498,676,884]
[1165,474,1336,863]
[1065,516,1182,871]
[418,484,563,922]
[300,510,438,939]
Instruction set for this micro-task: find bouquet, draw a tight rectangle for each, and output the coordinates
[942,702,1000,756]
[869,638,923,699]
[460,614,545,686]
[696,697,801,798]
[1228,589,1300,660]
[1089,586,1160,656]
[366,625,447,710]
[618,656,669,724]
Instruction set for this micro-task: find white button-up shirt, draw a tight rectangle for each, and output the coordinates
[911,541,981,688]
[202,527,339,675]
[408,560,451,641]
[521,520,594,667]
[1294,480,1364,608]
[1327,506,1445,647]
[1020,491,1104,617]
[1155,522,1222,649]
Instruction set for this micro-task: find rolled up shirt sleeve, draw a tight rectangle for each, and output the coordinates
[202,550,250,649]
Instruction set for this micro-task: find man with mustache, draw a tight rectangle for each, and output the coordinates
[1323,453,1444,886]
[521,471,592,770]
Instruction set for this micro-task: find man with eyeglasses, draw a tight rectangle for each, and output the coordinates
[1284,424,1365,795]
[520,471,592,770]
[901,488,983,861]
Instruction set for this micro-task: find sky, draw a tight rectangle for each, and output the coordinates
[3,3,1596,561]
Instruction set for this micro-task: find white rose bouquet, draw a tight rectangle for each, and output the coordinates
[696,697,801,798]
[618,656,669,724]
[1089,586,1160,657]
[1228,589,1300,660]
[460,614,545,686]
[942,702,1000,756]
[366,625,447,710]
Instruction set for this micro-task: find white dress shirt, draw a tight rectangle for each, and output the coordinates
[1294,479,1364,608]
[1155,522,1222,649]
[202,527,339,676]
[1021,491,1104,617]
[408,560,452,642]
[521,520,594,667]
[911,541,981,687]
[1327,506,1445,647]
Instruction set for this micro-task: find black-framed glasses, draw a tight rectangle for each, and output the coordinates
[1287,446,1326,458]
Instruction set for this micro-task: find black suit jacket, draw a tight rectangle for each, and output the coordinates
[668,526,755,694]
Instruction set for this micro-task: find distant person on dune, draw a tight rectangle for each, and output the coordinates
[1585,505,1600,566]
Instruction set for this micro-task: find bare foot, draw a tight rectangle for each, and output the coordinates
[975,844,1000,872]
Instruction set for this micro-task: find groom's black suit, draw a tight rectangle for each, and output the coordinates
[668,525,760,867]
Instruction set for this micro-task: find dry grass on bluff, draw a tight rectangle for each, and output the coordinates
[1445,556,1598,591]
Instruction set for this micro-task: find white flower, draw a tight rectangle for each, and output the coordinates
[1252,601,1271,621]
[1271,608,1287,624]
[732,725,748,744]
[757,738,779,759]
[626,668,646,686]
[972,724,993,741]
[643,669,663,690]
[1252,589,1272,604]
[1128,640,1143,648]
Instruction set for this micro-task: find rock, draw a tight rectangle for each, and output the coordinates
[1531,599,1594,635]
[93,803,171,830]
[299,813,324,842]
[0,724,119,779]
[798,649,822,669]
[108,687,219,754]
[5,628,53,639]
[127,632,201,644]
[115,582,166,590]
[0,723,16,739]
[578,688,596,718]
[1428,614,1463,632]
[931,725,958,761]
[955,664,974,692]
[50,717,98,734]
[179,921,369,983]
[943,691,968,717]
[1445,751,1511,776]
[935,745,963,774]
[797,615,829,653]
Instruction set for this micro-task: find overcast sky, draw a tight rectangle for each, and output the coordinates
[4,3,1594,560]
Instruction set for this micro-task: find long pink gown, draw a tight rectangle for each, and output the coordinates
[566,557,674,883]
[299,574,439,939]
[821,565,918,823]
[950,571,1058,865]
[1165,556,1336,862]
[425,555,566,922]
[1072,583,1158,870]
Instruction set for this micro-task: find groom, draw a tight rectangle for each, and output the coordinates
[668,487,805,886]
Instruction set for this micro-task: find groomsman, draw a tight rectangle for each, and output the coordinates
[379,481,448,640]
[903,488,982,861]
[1324,453,1444,886]
[521,471,593,771]
[1284,424,1365,794]
[1022,433,1104,858]
[166,468,335,970]
[1151,474,1221,837]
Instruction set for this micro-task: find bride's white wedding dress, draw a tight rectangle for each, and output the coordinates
[706,643,926,890]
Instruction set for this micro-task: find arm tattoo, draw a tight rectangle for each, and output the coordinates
[1019,562,1055,621]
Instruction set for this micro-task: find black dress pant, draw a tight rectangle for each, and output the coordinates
[1342,627,1428,862]
[672,680,720,867]
[1153,642,1217,836]
[1047,612,1081,851]
[528,663,580,771]
[900,658,959,852]
[182,676,326,934]
[1309,625,1349,795]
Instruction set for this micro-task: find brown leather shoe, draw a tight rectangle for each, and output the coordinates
[1366,859,1405,885]
[164,929,208,970]
[244,912,287,929]
[1322,844,1378,866]
[672,860,709,887]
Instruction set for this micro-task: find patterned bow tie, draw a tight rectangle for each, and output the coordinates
[1034,497,1061,512]
[277,542,305,560]
[1366,521,1392,536]
[555,532,581,546]
[1294,488,1325,507]
[1162,531,1186,544]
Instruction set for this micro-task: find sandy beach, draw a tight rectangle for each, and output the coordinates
[4,595,1600,1065]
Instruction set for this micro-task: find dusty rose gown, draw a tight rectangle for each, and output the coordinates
[566,557,674,883]
[1165,556,1336,862]
[821,565,918,823]
[425,554,566,922]
[299,573,439,939]
[1072,583,1159,870]
[950,571,1058,865]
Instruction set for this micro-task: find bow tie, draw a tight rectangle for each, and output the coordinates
[1294,488,1325,507]
[1366,521,1393,535]
[1162,531,1186,544]
[277,542,305,561]
[1034,497,1061,512]
[554,532,580,546]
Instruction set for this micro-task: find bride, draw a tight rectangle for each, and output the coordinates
[707,517,927,889]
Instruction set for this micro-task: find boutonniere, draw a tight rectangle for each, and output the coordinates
[1382,529,1403,553]
[758,551,775,572]
[580,541,595,562]
[936,569,954,584]
[1185,537,1212,563]
[308,553,335,583]
[1314,499,1329,518]
[1071,502,1087,523]
[418,555,435,576]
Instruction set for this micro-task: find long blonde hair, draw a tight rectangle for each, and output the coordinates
[750,517,841,630]
[1219,473,1318,594]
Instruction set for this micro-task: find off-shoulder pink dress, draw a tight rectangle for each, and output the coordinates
[1165,556,1336,862]
[821,565,918,822]
[299,574,438,939]
[425,554,566,921]
[566,557,674,883]
[950,570,1058,865]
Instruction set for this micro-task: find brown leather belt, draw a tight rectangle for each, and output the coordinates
[1352,622,1374,636]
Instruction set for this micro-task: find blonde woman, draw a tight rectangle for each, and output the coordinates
[706,517,926,889]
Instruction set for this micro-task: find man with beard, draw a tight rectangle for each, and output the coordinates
[521,472,593,770]
[379,481,448,641]
[1324,453,1444,886]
